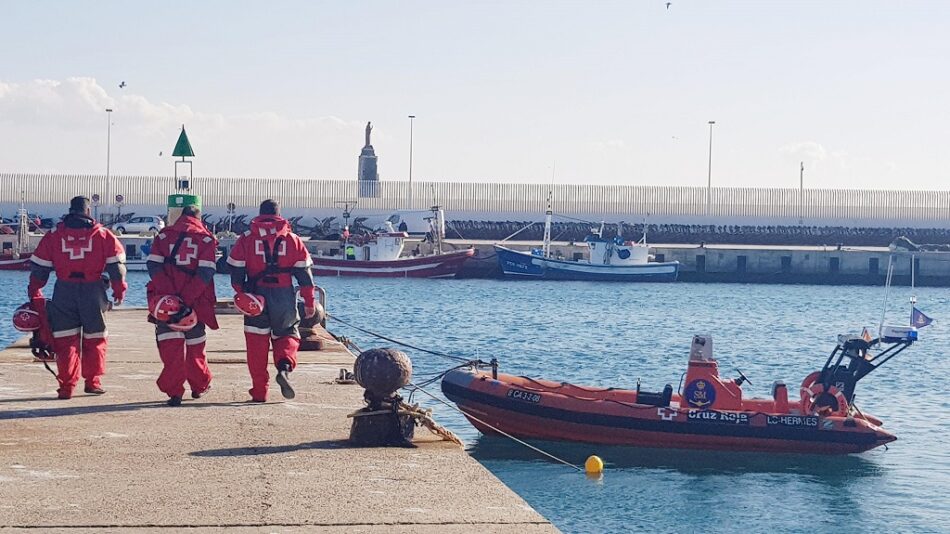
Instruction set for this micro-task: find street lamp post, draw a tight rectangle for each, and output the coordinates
[706,120,715,217]
[105,108,113,213]
[408,115,416,209]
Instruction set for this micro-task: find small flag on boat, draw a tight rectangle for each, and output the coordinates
[861,327,873,342]
[911,307,933,328]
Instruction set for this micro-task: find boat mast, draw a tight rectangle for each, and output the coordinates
[431,205,445,255]
[542,190,553,259]
[335,200,356,259]
[910,253,917,324]
[878,254,894,340]
[16,192,28,255]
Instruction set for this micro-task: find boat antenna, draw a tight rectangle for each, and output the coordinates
[878,254,895,341]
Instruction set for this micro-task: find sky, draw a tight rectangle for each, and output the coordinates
[1,0,948,190]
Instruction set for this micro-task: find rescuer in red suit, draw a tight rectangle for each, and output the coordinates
[227,199,317,402]
[28,196,127,399]
[146,205,218,406]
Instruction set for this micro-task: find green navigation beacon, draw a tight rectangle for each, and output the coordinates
[169,125,200,225]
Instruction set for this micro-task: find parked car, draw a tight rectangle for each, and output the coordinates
[0,215,54,232]
[113,215,165,235]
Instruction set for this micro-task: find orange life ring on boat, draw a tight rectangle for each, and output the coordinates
[802,382,849,416]
[799,371,822,406]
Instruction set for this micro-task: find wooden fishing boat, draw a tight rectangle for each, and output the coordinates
[311,205,473,279]
[495,199,678,282]
[312,245,474,278]
[0,254,32,271]
[0,206,39,271]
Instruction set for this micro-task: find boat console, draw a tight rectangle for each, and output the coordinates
[681,335,748,411]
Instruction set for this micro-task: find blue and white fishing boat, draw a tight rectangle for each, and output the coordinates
[494,200,679,282]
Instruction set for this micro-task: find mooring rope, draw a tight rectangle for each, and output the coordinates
[329,314,583,472]
[408,383,583,472]
[327,313,472,363]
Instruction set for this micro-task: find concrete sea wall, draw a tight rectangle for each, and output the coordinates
[5,173,950,229]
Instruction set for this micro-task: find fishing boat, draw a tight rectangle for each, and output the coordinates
[442,327,917,454]
[0,253,31,271]
[311,205,473,278]
[494,200,679,282]
[0,206,38,271]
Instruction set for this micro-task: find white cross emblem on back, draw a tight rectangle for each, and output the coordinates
[254,239,287,260]
[61,237,94,260]
[175,237,199,265]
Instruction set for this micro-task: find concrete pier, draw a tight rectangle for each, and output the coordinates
[0,309,556,533]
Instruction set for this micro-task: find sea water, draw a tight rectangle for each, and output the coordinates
[1,272,947,533]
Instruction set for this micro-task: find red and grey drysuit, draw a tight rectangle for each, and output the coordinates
[28,214,127,398]
[227,215,316,401]
[146,215,218,400]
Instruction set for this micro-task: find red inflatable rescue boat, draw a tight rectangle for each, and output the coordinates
[443,328,918,455]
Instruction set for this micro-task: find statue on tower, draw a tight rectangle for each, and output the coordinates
[358,121,379,197]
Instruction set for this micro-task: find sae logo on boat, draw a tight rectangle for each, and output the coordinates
[684,379,715,409]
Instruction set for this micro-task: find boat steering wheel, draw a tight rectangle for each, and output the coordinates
[735,368,752,386]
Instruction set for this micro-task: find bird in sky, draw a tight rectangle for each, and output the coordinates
[119,81,127,88]
[158,151,163,156]
[666,2,672,9]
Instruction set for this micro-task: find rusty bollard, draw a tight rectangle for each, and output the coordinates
[348,348,415,447]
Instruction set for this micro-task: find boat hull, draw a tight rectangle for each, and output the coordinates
[494,245,679,282]
[441,369,895,455]
[123,260,148,272]
[311,249,474,278]
[0,254,32,271]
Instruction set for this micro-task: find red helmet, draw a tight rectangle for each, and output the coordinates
[235,292,266,317]
[167,308,198,332]
[12,303,42,332]
[151,295,184,323]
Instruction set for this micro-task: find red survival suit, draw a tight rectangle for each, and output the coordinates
[146,215,219,400]
[227,215,315,401]
[29,214,127,398]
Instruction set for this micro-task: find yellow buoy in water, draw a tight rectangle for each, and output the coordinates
[585,455,604,475]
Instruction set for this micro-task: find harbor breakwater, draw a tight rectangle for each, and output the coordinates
[7,173,950,229]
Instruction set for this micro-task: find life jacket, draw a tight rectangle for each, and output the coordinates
[228,215,312,290]
[31,214,125,282]
[146,215,219,329]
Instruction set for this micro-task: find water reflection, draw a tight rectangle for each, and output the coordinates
[469,435,885,480]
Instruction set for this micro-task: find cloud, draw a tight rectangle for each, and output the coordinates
[0,77,366,178]
[778,141,827,162]
[588,138,627,152]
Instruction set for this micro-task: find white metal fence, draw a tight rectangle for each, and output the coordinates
[2,173,949,226]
